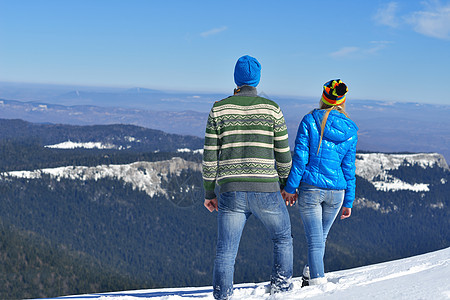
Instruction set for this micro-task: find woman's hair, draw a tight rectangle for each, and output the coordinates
[316,99,350,154]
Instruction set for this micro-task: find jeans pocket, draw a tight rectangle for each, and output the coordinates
[330,190,344,207]
[299,186,321,207]
[219,191,238,211]
[257,192,281,210]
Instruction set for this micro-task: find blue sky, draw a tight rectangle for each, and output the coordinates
[0,0,449,104]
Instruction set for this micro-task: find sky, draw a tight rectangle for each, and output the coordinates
[0,0,449,104]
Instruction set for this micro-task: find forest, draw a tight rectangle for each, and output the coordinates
[0,119,448,299]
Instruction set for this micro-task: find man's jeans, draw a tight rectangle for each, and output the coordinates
[213,191,293,300]
[298,183,344,280]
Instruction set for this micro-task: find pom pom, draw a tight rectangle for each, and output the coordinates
[336,83,347,96]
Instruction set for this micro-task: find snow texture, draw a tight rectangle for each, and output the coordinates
[43,247,450,300]
[177,148,203,154]
[355,153,448,192]
[2,153,447,199]
[44,141,202,152]
[353,197,398,214]
[45,141,119,150]
[2,158,201,198]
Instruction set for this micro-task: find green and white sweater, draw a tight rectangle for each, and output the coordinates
[202,86,292,200]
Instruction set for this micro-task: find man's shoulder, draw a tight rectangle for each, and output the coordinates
[212,95,233,107]
[254,96,280,108]
[213,95,280,109]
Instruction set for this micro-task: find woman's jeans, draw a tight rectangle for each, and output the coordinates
[298,183,344,280]
[213,191,293,300]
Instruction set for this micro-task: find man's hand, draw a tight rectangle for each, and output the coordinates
[281,190,297,206]
[204,198,218,212]
[340,207,352,219]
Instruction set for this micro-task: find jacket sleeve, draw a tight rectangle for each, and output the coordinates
[284,116,310,194]
[273,108,292,188]
[202,108,220,200]
[341,134,358,208]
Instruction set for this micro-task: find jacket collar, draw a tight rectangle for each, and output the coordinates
[234,85,258,97]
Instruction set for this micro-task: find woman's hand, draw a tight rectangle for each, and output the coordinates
[281,190,297,206]
[340,207,352,219]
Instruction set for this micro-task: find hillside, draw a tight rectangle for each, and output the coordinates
[0,221,146,299]
[46,247,450,300]
[0,119,448,299]
[0,119,204,153]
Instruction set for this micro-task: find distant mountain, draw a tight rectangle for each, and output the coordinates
[0,119,448,298]
[0,81,225,111]
[0,82,449,162]
[0,98,209,137]
[0,118,204,153]
[123,87,167,94]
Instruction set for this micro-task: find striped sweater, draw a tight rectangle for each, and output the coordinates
[202,86,292,200]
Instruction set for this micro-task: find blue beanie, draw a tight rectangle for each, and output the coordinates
[234,55,261,87]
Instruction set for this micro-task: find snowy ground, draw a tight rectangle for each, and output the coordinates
[42,247,450,300]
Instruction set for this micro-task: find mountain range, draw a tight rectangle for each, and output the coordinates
[0,82,449,162]
[0,81,449,299]
[0,118,448,299]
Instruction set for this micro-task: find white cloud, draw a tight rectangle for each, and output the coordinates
[374,2,400,28]
[374,1,450,40]
[329,41,393,58]
[329,46,360,58]
[366,41,393,54]
[405,1,450,40]
[200,26,228,38]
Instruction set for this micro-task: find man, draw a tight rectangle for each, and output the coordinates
[202,55,293,300]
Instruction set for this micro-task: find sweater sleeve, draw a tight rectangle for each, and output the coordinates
[284,116,310,194]
[273,108,292,188]
[341,134,358,208]
[202,109,220,200]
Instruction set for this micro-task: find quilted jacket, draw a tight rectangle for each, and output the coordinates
[284,109,358,208]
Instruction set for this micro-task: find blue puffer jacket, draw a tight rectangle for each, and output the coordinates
[284,109,358,208]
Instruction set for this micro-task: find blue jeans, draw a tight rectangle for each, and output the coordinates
[213,191,293,300]
[298,183,344,280]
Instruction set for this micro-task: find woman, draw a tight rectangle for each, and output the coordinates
[282,79,358,286]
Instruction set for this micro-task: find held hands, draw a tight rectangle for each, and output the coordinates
[281,189,297,206]
[204,198,218,212]
[281,189,351,219]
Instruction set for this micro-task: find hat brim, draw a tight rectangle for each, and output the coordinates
[321,93,346,106]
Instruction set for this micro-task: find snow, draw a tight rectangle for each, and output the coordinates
[177,148,203,154]
[45,140,118,150]
[32,104,48,111]
[355,153,448,192]
[372,180,430,192]
[353,197,398,213]
[45,141,199,152]
[2,152,447,205]
[43,247,449,300]
[2,158,201,198]
[124,136,141,143]
[66,151,443,194]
